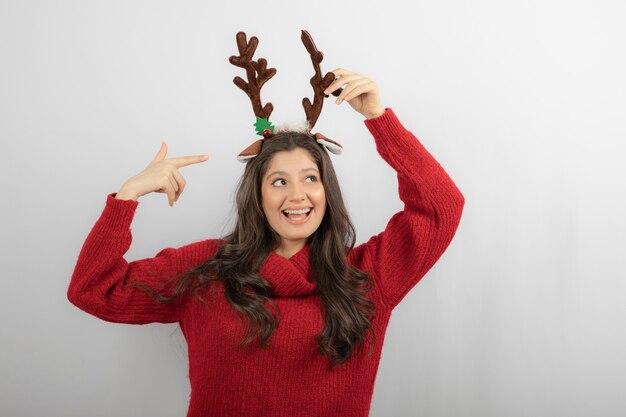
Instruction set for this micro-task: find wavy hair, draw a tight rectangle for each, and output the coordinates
[132,132,377,366]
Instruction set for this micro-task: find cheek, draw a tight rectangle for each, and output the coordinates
[261,187,282,213]
[312,187,327,209]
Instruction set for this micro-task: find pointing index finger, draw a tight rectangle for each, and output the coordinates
[168,154,210,168]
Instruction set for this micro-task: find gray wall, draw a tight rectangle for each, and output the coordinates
[2,0,625,416]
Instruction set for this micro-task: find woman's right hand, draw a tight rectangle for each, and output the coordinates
[115,142,209,206]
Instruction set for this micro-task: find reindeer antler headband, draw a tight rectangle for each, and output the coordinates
[229,30,343,162]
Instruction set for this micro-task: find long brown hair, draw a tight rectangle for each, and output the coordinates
[132,132,377,366]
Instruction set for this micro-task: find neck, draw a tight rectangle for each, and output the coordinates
[275,240,306,259]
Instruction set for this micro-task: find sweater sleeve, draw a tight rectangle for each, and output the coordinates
[349,108,465,309]
[67,193,188,324]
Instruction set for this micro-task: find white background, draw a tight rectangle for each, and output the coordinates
[1,0,625,416]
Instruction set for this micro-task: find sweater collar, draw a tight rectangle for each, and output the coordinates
[259,245,317,297]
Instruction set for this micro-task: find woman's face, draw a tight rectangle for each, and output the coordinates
[261,147,327,257]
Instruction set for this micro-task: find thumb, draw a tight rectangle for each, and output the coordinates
[153,141,167,161]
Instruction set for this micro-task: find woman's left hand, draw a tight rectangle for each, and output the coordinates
[324,68,385,120]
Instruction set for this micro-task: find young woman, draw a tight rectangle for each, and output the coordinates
[68,68,465,417]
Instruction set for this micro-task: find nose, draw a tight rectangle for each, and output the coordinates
[288,183,305,201]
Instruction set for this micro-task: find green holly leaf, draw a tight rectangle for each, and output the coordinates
[254,117,275,136]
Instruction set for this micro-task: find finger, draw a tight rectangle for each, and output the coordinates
[153,142,168,162]
[335,79,373,104]
[341,82,378,103]
[334,73,367,85]
[167,154,210,168]
[324,74,368,95]
[335,78,371,103]
[155,179,177,207]
[171,169,186,201]
[165,181,176,207]
[167,174,179,194]
[328,68,354,77]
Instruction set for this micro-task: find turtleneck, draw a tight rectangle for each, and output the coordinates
[259,245,317,297]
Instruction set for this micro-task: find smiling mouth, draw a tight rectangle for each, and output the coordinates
[282,208,312,222]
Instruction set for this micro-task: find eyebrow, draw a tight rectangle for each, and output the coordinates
[265,167,319,179]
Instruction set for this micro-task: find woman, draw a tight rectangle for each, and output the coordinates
[68,68,465,417]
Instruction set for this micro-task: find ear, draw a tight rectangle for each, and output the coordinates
[237,139,264,162]
[314,132,343,155]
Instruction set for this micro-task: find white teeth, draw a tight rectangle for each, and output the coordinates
[283,208,311,215]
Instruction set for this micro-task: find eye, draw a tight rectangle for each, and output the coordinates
[305,175,319,183]
[271,178,286,187]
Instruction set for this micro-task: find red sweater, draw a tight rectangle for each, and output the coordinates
[68,108,465,417]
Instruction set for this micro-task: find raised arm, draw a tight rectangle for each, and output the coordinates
[351,108,465,308]
[67,143,211,323]
[322,69,464,308]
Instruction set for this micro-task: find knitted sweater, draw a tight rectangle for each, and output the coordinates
[67,108,465,417]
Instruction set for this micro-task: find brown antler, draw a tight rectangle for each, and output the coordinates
[229,31,276,120]
[301,30,340,129]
